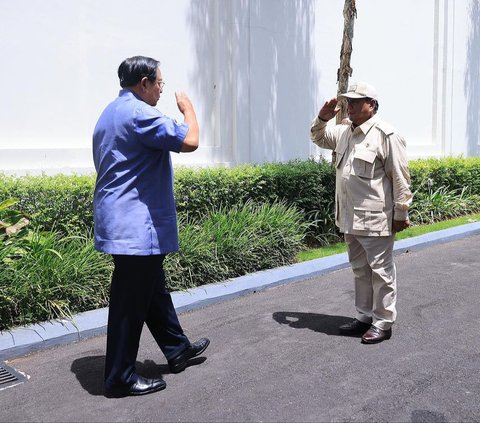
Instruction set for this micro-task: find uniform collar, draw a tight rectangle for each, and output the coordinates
[351,114,379,136]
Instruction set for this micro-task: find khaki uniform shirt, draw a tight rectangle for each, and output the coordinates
[310,115,412,236]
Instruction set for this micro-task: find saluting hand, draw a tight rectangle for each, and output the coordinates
[318,97,340,122]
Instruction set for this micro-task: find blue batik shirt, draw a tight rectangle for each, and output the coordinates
[92,89,189,255]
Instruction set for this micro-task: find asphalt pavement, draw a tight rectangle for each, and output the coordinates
[1,230,480,422]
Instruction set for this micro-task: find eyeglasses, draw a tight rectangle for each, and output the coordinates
[154,80,165,89]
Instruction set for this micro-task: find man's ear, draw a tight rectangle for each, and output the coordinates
[140,77,149,91]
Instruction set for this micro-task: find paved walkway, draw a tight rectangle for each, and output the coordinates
[1,230,480,422]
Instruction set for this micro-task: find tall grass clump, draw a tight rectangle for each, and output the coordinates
[0,228,112,331]
[164,201,308,291]
[409,182,480,225]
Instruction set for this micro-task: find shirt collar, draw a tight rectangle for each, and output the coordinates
[118,88,143,102]
[351,114,379,136]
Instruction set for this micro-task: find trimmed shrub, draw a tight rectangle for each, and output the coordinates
[2,157,480,241]
[0,159,338,243]
[409,157,480,195]
[0,174,95,234]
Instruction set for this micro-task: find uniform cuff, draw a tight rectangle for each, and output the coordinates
[314,116,328,126]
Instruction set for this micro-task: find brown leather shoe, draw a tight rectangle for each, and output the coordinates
[339,319,371,336]
[361,325,392,344]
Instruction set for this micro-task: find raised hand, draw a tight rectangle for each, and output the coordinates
[318,98,340,122]
[175,91,194,115]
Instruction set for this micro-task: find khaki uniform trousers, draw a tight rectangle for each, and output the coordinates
[344,233,397,330]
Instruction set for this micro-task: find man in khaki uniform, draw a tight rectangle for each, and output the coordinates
[310,82,412,343]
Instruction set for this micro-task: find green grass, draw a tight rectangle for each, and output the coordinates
[296,213,480,262]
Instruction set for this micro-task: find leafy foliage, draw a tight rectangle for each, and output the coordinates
[0,174,94,234]
[0,227,112,331]
[2,157,480,330]
[165,201,308,290]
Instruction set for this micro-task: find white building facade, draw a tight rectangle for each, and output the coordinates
[0,0,478,175]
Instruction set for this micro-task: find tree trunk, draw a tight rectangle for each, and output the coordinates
[336,0,357,124]
[331,0,357,165]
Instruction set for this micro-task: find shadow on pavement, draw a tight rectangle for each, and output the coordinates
[70,355,207,396]
[70,355,105,396]
[272,311,352,336]
[411,410,447,422]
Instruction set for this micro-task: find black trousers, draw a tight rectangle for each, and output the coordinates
[104,254,190,388]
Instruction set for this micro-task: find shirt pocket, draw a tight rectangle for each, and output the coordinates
[352,199,386,232]
[351,148,376,179]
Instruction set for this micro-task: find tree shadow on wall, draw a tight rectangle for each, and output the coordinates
[465,0,480,157]
[186,0,319,164]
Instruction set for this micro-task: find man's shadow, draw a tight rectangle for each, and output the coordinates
[70,355,206,395]
[272,311,353,336]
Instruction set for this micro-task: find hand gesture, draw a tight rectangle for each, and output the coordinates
[175,91,194,115]
[318,98,340,122]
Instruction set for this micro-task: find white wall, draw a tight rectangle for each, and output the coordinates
[0,0,200,173]
[312,0,479,160]
[0,0,478,175]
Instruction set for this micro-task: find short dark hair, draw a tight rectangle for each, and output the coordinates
[117,56,160,88]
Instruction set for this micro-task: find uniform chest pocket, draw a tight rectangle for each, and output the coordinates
[351,148,377,179]
[352,199,387,232]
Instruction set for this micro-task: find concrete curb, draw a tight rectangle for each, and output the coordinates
[2,221,480,360]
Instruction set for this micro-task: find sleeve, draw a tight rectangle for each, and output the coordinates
[310,116,338,151]
[133,104,189,153]
[383,133,413,221]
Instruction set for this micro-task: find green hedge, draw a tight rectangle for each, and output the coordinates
[409,157,480,194]
[0,159,338,243]
[2,157,480,243]
[2,157,480,238]
[0,174,94,235]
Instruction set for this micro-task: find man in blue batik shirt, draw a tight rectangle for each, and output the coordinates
[93,56,210,397]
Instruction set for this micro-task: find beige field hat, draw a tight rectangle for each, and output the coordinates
[339,81,378,100]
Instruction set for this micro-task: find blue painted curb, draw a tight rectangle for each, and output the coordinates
[2,221,480,360]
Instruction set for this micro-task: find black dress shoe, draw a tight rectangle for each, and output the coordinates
[361,325,392,344]
[105,375,166,398]
[168,337,210,374]
[339,319,371,336]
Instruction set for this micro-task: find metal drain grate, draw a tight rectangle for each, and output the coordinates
[0,363,27,389]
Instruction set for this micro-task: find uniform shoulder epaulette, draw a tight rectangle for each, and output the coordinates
[375,121,395,136]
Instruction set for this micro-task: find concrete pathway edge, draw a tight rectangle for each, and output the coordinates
[1,221,480,360]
